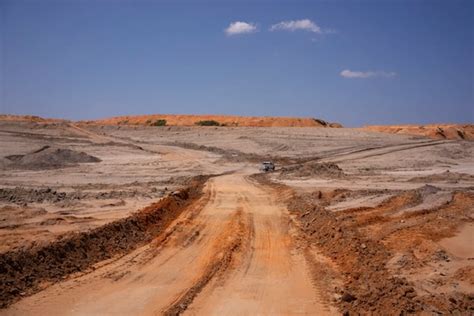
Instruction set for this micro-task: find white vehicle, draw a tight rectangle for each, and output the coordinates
[260,161,275,172]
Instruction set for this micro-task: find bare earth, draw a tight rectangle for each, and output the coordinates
[363,124,474,140]
[0,118,473,315]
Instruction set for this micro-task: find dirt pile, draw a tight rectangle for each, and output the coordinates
[2,146,101,170]
[288,194,424,314]
[287,187,474,314]
[0,176,208,308]
[363,124,474,140]
[81,114,342,128]
[0,186,165,205]
[0,187,81,204]
[279,162,344,179]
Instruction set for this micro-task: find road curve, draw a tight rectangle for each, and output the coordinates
[3,171,330,315]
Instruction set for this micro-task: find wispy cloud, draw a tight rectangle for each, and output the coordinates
[225,21,258,36]
[270,19,321,33]
[340,69,397,79]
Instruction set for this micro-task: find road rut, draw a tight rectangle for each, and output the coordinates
[2,171,329,315]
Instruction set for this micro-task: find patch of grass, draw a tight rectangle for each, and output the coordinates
[195,120,220,126]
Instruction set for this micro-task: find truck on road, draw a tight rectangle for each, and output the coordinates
[260,161,275,172]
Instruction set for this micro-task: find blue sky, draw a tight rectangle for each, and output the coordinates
[1,0,473,126]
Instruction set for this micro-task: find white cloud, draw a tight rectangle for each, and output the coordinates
[225,21,257,36]
[270,19,322,33]
[340,69,397,79]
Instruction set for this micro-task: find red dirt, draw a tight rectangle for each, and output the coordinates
[80,114,340,127]
[363,124,474,140]
[0,115,65,123]
[286,187,474,315]
[0,176,208,308]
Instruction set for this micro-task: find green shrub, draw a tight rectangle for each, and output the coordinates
[151,119,167,126]
[195,120,220,126]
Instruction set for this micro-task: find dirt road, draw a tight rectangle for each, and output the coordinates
[3,171,329,315]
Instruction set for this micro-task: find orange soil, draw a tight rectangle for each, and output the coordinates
[363,124,474,140]
[80,114,339,128]
[0,115,65,123]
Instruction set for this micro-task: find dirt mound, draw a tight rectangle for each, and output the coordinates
[0,177,208,308]
[416,184,441,196]
[0,187,75,204]
[2,146,101,170]
[363,124,474,140]
[288,195,424,314]
[0,186,167,205]
[81,114,342,128]
[408,171,474,183]
[279,162,344,179]
[0,115,64,123]
[287,189,474,314]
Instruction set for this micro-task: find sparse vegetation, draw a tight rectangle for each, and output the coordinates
[151,119,167,126]
[195,120,220,126]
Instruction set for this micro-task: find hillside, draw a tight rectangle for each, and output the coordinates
[0,115,65,123]
[363,124,474,140]
[81,114,341,128]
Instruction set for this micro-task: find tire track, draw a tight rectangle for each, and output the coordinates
[2,171,331,315]
[321,140,447,163]
[162,208,249,316]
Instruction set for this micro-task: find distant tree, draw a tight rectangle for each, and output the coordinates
[151,119,167,126]
[195,120,220,126]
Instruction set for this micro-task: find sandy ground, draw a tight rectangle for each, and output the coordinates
[2,171,332,315]
[0,121,236,251]
[1,119,473,314]
[363,124,474,140]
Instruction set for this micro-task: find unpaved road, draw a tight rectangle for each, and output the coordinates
[2,121,473,314]
[3,171,329,315]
